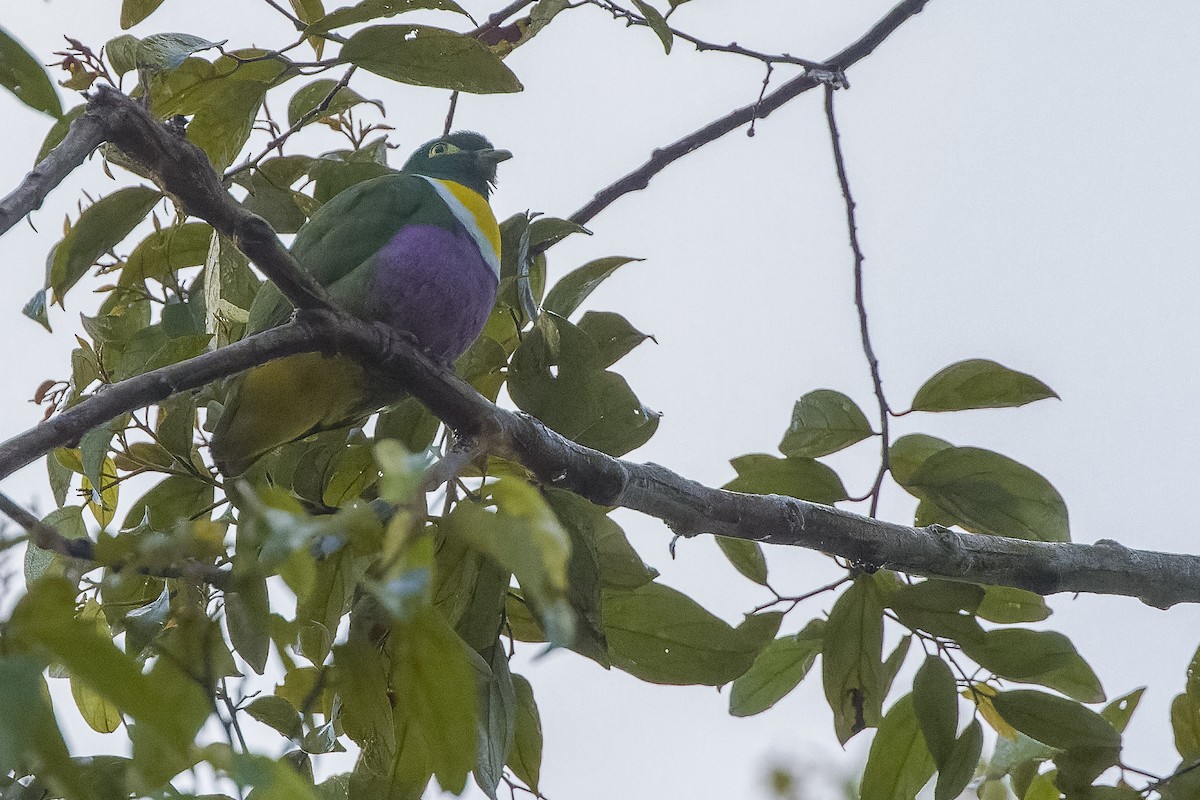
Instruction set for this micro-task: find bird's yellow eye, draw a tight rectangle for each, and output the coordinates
[428,142,461,157]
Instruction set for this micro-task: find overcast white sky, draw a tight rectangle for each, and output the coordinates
[4,2,1200,798]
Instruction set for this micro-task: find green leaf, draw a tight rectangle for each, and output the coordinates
[341,24,522,94]
[960,628,1105,703]
[48,186,161,304]
[287,78,382,126]
[889,579,985,645]
[889,434,952,485]
[903,446,1069,542]
[976,585,1051,623]
[389,607,480,793]
[333,636,394,774]
[912,359,1057,412]
[122,222,212,283]
[576,311,653,368]
[0,655,87,800]
[246,696,303,740]
[25,505,87,585]
[509,674,542,793]
[859,694,936,800]
[445,479,573,647]
[474,647,515,800]
[724,454,848,505]
[729,620,823,717]
[226,571,271,674]
[135,33,223,72]
[632,1,673,53]
[935,719,984,800]
[715,536,768,586]
[1101,687,1144,734]
[992,690,1121,752]
[912,657,958,767]
[9,578,210,752]
[307,0,469,33]
[121,0,167,28]
[1172,692,1200,760]
[105,34,141,77]
[0,26,62,117]
[543,256,640,318]
[544,488,657,590]
[779,389,873,458]
[508,314,660,456]
[604,582,781,686]
[822,576,885,743]
[70,601,123,734]
[23,288,51,331]
[120,475,214,531]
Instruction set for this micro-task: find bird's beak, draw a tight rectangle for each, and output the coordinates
[476,148,513,164]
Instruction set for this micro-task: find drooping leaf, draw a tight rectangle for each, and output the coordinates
[0,26,62,117]
[911,359,1057,412]
[912,656,958,767]
[47,186,162,304]
[25,505,88,585]
[341,25,522,94]
[903,446,1069,542]
[729,620,823,717]
[822,576,885,743]
[779,389,874,458]
[388,607,480,794]
[604,582,781,686]
[715,536,768,586]
[508,674,542,793]
[724,453,847,505]
[632,1,673,53]
[859,694,936,800]
[474,647,516,800]
[935,720,984,800]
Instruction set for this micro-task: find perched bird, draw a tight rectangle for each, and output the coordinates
[210,131,511,476]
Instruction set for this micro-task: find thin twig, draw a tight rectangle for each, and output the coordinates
[443,91,460,136]
[569,0,931,225]
[823,83,890,517]
[223,66,358,181]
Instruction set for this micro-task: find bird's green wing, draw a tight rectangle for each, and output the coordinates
[246,173,436,333]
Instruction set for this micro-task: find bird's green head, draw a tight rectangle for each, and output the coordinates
[400,131,512,198]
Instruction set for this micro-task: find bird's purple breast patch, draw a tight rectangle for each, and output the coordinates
[366,223,498,361]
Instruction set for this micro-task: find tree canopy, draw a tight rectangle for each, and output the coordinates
[1,2,1199,800]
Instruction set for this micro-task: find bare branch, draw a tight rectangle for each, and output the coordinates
[824,84,890,517]
[0,112,106,236]
[570,0,930,225]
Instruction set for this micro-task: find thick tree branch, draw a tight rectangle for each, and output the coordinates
[569,0,930,224]
[0,112,106,236]
[1,307,1198,609]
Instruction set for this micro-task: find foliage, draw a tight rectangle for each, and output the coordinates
[0,3,1192,800]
